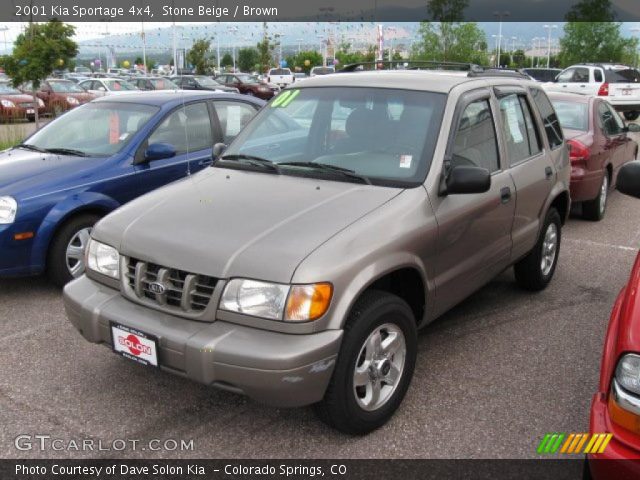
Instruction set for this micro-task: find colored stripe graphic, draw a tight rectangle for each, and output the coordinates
[538,433,613,454]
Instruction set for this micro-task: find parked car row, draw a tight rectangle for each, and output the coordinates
[3,64,640,443]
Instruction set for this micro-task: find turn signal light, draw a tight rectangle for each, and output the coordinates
[567,139,590,166]
[13,232,34,241]
[598,82,610,96]
[608,395,640,434]
[285,283,333,322]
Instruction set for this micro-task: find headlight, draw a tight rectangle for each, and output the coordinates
[220,279,332,321]
[67,96,79,105]
[37,98,44,107]
[1,99,15,108]
[0,196,17,224]
[616,354,640,396]
[86,239,120,279]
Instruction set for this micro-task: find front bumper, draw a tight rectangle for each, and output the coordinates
[63,275,343,407]
[587,393,640,479]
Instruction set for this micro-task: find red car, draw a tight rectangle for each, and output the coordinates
[587,162,640,478]
[548,92,639,220]
[0,80,45,122]
[33,79,96,116]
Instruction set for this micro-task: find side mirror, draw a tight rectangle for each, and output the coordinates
[626,123,640,133]
[445,165,491,195]
[616,161,640,199]
[212,142,227,161]
[144,143,176,162]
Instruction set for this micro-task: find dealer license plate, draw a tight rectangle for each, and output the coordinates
[110,322,159,367]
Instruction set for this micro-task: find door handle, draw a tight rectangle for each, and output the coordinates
[198,158,213,166]
[500,186,511,204]
[545,166,553,179]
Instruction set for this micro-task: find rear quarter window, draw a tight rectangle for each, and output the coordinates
[605,69,640,83]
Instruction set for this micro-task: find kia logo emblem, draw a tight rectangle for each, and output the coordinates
[148,282,166,294]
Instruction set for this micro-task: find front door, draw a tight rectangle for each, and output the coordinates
[432,91,516,315]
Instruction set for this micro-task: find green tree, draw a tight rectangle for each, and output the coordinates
[186,38,213,74]
[559,22,638,66]
[286,50,323,73]
[134,56,144,66]
[221,53,234,69]
[237,47,259,72]
[412,22,488,65]
[427,0,469,21]
[4,19,77,128]
[256,22,274,73]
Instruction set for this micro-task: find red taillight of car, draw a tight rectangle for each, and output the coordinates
[598,82,610,96]
[567,139,590,167]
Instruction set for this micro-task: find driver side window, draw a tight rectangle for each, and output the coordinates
[451,99,500,173]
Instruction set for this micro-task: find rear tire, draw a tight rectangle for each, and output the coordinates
[624,111,639,121]
[314,290,417,434]
[582,173,609,221]
[47,213,101,288]
[514,208,561,291]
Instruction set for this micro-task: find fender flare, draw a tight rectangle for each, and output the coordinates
[30,192,120,268]
[326,251,431,330]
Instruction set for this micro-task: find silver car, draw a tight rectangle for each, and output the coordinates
[64,70,570,434]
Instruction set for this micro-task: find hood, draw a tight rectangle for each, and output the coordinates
[94,168,401,283]
[0,148,109,196]
[64,92,95,101]
[2,93,38,103]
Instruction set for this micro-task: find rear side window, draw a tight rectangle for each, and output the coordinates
[573,68,589,83]
[598,102,626,136]
[531,88,564,149]
[451,99,500,173]
[594,69,603,83]
[499,94,542,165]
[605,69,640,83]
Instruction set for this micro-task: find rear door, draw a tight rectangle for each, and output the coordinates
[598,101,632,176]
[496,87,554,261]
[606,68,640,102]
[432,90,516,314]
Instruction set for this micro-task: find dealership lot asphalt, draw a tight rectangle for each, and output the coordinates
[2,158,640,460]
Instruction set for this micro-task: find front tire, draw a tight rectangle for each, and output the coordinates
[47,213,101,287]
[582,173,609,221]
[314,290,417,434]
[624,111,639,121]
[514,208,562,291]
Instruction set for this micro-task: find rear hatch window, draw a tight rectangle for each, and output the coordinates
[605,69,640,83]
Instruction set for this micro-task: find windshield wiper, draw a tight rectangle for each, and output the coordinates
[219,154,281,173]
[15,143,47,153]
[44,148,89,157]
[278,161,371,185]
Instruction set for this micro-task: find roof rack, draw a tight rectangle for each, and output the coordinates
[339,60,483,73]
[467,68,532,79]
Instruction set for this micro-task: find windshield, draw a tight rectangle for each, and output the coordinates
[237,74,259,84]
[195,76,220,87]
[49,81,84,93]
[22,102,158,156]
[552,100,589,131]
[221,87,446,186]
[104,80,137,91]
[150,78,177,90]
[0,82,21,94]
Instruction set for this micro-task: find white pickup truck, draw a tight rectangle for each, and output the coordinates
[544,63,640,120]
[267,68,294,88]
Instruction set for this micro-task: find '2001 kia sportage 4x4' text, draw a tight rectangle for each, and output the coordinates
[64,70,570,434]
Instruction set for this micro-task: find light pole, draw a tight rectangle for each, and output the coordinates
[492,34,503,67]
[531,37,538,67]
[385,26,397,61]
[493,11,510,68]
[141,21,146,72]
[297,37,303,54]
[228,26,238,71]
[543,24,558,68]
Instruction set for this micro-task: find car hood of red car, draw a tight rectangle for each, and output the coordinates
[0,93,38,104]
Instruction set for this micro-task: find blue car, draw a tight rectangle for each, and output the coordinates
[0,90,264,286]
